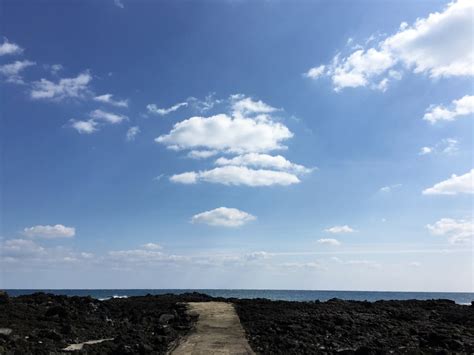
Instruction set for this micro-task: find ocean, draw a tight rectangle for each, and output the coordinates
[5,289,473,305]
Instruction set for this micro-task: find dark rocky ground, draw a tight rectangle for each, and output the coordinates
[234,297,474,354]
[0,291,473,354]
[0,291,210,354]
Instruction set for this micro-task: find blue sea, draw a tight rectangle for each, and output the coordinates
[5,289,473,305]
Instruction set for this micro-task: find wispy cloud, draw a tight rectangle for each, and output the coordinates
[30,71,92,101]
[147,102,188,116]
[0,60,35,84]
[94,93,129,108]
[126,126,140,141]
[23,224,75,239]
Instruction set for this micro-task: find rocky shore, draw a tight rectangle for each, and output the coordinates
[0,291,473,354]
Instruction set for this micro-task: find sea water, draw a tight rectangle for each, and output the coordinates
[5,289,473,305]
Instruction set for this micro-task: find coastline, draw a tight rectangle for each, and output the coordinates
[0,291,473,354]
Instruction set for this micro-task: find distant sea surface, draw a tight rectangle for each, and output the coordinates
[5,289,473,305]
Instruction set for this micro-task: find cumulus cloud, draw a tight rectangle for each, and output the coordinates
[126,126,140,141]
[230,94,279,117]
[0,60,35,84]
[419,138,459,155]
[30,72,92,100]
[170,166,300,186]
[215,153,312,174]
[187,150,219,159]
[423,95,474,124]
[0,39,23,56]
[70,119,98,134]
[90,109,127,124]
[422,169,473,195]
[23,224,75,239]
[191,207,256,227]
[304,65,326,79]
[147,102,188,116]
[324,225,355,234]
[426,218,473,244]
[317,238,341,246]
[306,0,474,91]
[156,114,293,154]
[94,94,128,108]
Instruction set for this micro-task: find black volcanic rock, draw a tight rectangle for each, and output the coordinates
[0,292,473,354]
[234,298,474,354]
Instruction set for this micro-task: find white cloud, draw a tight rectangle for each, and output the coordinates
[215,153,312,174]
[426,218,473,244]
[126,126,140,141]
[409,261,422,267]
[156,114,293,154]
[70,119,98,134]
[90,109,127,124]
[423,95,474,124]
[419,146,433,155]
[379,184,402,193]
[230,94,279,117]
[187,150,219,159]
[188,93,222,113]
[191,207,256,227]
[147,102,188,116]
[0,60,35,84]
[306,0,474,91]
[23,224,75,239]
[30,72,92,100]
[419,138,459,155]
[0,39,23,56]
[324,225,355,234]
[304,65,326,79]
[422,169,473,195]
[317,238,341,246]
[94,94,128,108]
[170,166,300,186]
[141,243,162,250]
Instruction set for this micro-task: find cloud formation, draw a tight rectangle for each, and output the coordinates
[30,72,92,100]
[422,169,473,195]
[306,0,473,91]
[423,95,474,124]
[0,60,35,84]
[147,102,188,116]
[90,109,127,124]
[426,218,473,244]
[170,166,300,186]
[156,114,292,154]
[23,224,76,239]
[126,126,140,141]
[191,207,256,227]
[0,39,23,56]
[419,138,459,156]
[70,119,98,134]
[215,153,312,174]
[94,94,128,108]
[324,225,355,234]
[317,238,341,246]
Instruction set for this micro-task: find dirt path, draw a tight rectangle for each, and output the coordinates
[171,302,255,355]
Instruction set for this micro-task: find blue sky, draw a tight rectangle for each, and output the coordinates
[1,0,472,291]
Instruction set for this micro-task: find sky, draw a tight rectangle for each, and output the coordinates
[0,0,473,291]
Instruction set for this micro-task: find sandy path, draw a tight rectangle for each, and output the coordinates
[171,302,255,355]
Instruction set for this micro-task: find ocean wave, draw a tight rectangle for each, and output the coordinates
[98,295,128,301]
